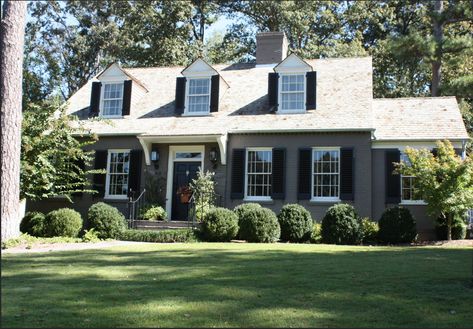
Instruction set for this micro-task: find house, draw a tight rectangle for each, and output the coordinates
[27,32,469,239]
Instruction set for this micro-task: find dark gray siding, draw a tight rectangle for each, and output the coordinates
[371,149,435,240]
[225,132,372,221]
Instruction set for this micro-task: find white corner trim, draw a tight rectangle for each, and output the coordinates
[137,136,152,166]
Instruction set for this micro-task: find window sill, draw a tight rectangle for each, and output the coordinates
[310,198,341,205]
[243,198,274,204]
[182,112,211,117]
[100,115,124,119]
[277,110,306,115]
[104,196,129,201]
[400,201,427,206]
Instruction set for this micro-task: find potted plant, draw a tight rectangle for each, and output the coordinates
[177,186,193,204]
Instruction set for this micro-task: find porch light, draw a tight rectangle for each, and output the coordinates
[151,150,159,162]
[209,147,218,168]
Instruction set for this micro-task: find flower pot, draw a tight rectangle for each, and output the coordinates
[180,192,192,204]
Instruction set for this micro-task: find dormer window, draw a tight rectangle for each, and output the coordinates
[187,78,211,114]
[280,74,305,112]
[102,82,124,117]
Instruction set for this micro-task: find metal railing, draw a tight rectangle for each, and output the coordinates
[127,188,146,228]
[188,192,223,229]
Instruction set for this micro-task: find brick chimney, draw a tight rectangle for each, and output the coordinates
[256,32,288,65]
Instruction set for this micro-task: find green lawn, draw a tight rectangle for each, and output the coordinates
[2,243,472,328]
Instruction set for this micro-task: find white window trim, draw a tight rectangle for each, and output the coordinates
[311,147,341,202]
[104,149,131,200]
[183,77,211,116]
[400,151,426,204]
[278,73,306,114]
[100,81,124,118]
[244,147,273,202]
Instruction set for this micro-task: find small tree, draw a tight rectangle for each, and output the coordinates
[189,170,216,222]
[21,99,100,202]
[396,140,473,240]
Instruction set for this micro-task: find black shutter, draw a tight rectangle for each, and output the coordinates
[454,148,462,156]
[89,82,102,117]
[432,148,438,157]
[306,71,317,110]
[210,75,220,113]
[268,72,279,111]
[128,150,142,197]
[175,77,186,115]
[231,149,245,199]
[385,149,401,204]
[271,148,286,200]
[340,148,354,201]
[298,148,311,200]
[93,150,108,197]
[122,80,132,116]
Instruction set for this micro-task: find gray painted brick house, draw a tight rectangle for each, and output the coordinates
[27,32,469,239]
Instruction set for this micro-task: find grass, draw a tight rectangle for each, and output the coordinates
[1,243,472,328]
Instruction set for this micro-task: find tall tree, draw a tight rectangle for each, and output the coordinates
[1,0,27,240]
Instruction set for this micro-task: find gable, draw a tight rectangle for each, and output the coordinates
[274,53,313,73]
[181,58,218,77]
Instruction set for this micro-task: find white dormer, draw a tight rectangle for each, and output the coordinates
[272,54,315,114]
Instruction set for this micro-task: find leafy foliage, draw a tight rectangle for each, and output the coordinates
[310,222,322,244]
[321,204,363,245]
[435,214,467,240]
[236,206,280,243]
[45,208,83,238]
[189,170,216,222]
[361,218,379,245]
[233,203,262,239]
[1,233,84,250]
[87,202,127,239]
[378,207,417,244]
[277,204,313,242]
[20,211,47,237]
[396,140,473,239]
[142,205,167,221]
[201,207,239,242]
[119,229,197,243]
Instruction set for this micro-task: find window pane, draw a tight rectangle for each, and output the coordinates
[246,150,272,198]
[176,152,202,159]
[108,151,130,196]
[189,78,210,95]
[312,149,340,198]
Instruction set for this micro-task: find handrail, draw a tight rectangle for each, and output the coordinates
[127,188,146,228]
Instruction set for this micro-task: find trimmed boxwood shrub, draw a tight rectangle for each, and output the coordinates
[435,215,467,240]
[234,203,262,239]
[45,208,83,238]
[201,207,239,242]
[278,204,312,242]
[378,206,417,244]
[321,204,363,245]
[87,202,127,239]
[120,229,197,243]
[236,206,280,243]
[20,211,47,237]
[361,218,379,245]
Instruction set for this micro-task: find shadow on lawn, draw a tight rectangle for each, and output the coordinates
[2,246,472,328]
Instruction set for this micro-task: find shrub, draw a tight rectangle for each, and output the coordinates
[45,208,83,238]
[234,203,262,238]
[435,215,467,240]
[378,206,417,244]
[236,206,280,243]
[310,222,322,243]
[142,205,167,221]
[361,218,379,245]
[20,211,47,237]
[201,207,239,242]
[119,229,197,243]
[188,202,213,222]
[278,204,313,242]
[87,202,127,239]
[321,204,363,245]
[1,233,83,249]
[82,228,101,242]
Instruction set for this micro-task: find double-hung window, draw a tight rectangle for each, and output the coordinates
[280,74,305,112]
[102,83,124,117]
[245,148,272,200]
[400,153,423,203]
[187,78,210,114]
[312,148,340,201]
[105,150,130,198]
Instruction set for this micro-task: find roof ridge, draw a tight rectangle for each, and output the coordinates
[373,96,457,101]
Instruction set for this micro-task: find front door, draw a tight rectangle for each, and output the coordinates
[171,162,200,220]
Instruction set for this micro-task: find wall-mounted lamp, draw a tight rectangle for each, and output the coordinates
[151,149,160,169]
[209,147,218,169]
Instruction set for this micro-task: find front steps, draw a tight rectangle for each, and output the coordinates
[132,220,199,230]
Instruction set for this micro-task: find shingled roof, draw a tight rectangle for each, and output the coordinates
[66,56,468,142]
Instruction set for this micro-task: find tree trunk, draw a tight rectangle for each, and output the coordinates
[446,213,452,241]
[431,0,443,96]
[1,0,27,241]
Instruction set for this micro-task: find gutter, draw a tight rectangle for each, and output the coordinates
[228,128,375,134]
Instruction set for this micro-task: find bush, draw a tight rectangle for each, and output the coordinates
[234,203,262,239]
[87,202,127,239]
[119,229,197,243]
[201,207,239,242]
[361,218,379,245]
[321,204,363,245]
[278,204,313,242]
[435,215,467,240]
[310,222,322,243]
[236,206,280,243]
[142,205,167,221]
[189,202,213,222]
[45,208,83,238]
[82,228,101,242]
[378,206,417,244]
[20,211,47,237]
[1,233,83,249]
